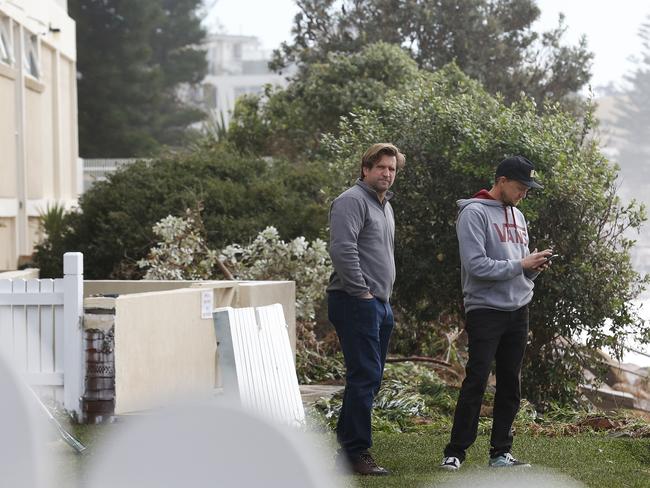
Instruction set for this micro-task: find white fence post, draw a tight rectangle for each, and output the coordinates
[63,252,84,419]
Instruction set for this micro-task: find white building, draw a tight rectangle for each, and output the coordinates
[189,34,290,126]
[0,0,80,270]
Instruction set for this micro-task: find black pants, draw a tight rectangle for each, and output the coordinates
[328,291,394,458]
[444,306,529,462]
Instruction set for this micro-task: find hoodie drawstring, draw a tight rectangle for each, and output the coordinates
[503,205,517,231]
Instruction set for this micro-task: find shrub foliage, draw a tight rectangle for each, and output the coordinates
[323,64,648,406]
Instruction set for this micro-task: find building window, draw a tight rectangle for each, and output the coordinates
[0,18,12,66]
[23,30,39,78]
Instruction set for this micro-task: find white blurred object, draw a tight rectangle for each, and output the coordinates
[433,467,585,487]
[87,401,340,488]
[0,355,47,488]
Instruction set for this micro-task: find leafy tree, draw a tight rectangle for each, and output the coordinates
[228,42,421,159]
[271,0,593,109]
[69,0,207,157]
[323,64,648,406]
[615,15,650,183]
[33,142,330,279]
[148,0,208,146]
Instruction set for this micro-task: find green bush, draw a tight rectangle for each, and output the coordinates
[322,64,649,406]
[34,142,330,278]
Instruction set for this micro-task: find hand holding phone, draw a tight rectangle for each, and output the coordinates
[543,253,560,263]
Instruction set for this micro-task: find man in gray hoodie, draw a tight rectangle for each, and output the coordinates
[440,156,552,471]
[327,143,405,476]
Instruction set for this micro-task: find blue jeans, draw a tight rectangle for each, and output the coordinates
[328,291,394,458]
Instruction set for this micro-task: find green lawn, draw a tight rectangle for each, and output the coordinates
[48,420,649,487]
[345,431,650,488]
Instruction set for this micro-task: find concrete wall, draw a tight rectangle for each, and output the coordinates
[83,280,295,414]
[0,267,39,279]
[0,0,78,270]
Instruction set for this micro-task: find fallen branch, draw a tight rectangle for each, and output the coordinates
[386,355,452,367]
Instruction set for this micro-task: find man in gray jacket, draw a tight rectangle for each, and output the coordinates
[327,143,405,476]
[440,156,552,471]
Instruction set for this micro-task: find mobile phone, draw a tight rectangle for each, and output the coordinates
[543,253,560,263]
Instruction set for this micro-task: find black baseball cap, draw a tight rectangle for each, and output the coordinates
[495,156,543,189]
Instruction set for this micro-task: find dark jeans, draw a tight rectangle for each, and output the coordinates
[328,291,394,458]
[444,306,529,462]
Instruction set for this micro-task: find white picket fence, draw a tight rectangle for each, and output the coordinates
[0,253,85,418]
[213,303,305,426]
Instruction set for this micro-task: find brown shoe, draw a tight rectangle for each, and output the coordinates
[350,452,390,476]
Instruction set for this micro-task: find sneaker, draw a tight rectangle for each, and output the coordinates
[488,452,531,468]
[439,456,462,470]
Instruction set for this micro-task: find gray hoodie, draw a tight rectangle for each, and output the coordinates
[457,192,539,312]
[327,179,396,302]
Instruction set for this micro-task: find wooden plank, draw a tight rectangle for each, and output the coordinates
[261,305,292,422]
[12,280,27,370]
[26,280,41,373]
[54,279,64,374]
[0,280,13,360]
[40,280,55,374]
[260,304,304,424]
[237,308,263,412]
[256,307,285,422]
[248,309,271,418]
[228,309,252,407]
[268,305,304,424]
[0,292,64,305]
[215,304,305,426]
[63,252,84,417]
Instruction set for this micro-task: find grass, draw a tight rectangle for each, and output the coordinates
[346,431,650,488]
[46,359,650,487]
[47,420,650,488]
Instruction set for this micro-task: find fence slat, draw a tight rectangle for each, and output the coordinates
[0,280,12,360]
[63,252,84,418]
[26,280,41,373]
[53,279,64,374]
[214,304,304,426]
[0,293,64,305]
[0,260,84,421]
[40,280,55,374]
[12,280,27,370]
[256,308,284,422]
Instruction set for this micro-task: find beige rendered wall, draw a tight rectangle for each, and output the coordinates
[0,267,38,279]
[25,84,46,199]
[0,73,16,198]
[0,1,78,269]
[58,55,76,198]
[104,281,295,414]
[84,280,202,297]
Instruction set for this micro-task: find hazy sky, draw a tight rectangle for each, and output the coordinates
[207,0,650,92]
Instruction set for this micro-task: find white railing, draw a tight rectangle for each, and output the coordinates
[0,253,84,419]
[82,158,140,192]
